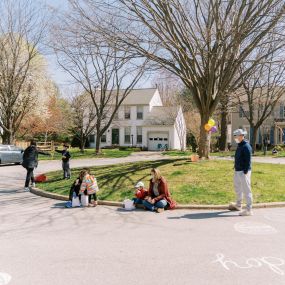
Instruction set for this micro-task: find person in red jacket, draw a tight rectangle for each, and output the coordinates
[142,168,176,213]
[132,181,148,206]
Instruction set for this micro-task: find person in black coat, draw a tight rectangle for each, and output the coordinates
[22,140,50,191]
[55,144,71,179]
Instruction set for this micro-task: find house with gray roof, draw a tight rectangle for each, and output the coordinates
[88,88,186,151]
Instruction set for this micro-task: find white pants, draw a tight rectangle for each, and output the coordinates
[234,171,252,210]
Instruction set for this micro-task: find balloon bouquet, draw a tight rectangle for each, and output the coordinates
[204,118,218,133]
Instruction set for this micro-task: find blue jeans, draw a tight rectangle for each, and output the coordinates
[142,199,168,211]
[133,198,143,204]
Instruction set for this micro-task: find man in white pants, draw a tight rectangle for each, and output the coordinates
[229,129,253,216]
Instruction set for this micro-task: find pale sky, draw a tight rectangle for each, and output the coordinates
[44,0,153,96]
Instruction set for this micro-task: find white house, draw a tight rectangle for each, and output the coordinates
[88,88,186,151]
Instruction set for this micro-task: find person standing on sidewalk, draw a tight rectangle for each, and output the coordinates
[55,144,71,179]
[229,129,253,216]
[22,140,50,191]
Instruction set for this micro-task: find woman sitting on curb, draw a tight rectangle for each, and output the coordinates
[142,168,176,213]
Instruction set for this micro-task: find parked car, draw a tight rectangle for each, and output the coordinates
[0,145,24,165]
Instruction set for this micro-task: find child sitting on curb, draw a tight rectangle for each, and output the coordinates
[132,181,148,207]
[80,169,99,207]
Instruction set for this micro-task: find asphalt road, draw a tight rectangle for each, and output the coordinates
[0,156,285,285]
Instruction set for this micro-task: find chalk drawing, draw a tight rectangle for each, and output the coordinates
[264,213,285,222]
[0,272,11,285]
[234,222,277,235]
[213,254,285,276]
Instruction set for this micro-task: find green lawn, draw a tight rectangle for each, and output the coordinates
[39,159,285,205]
[38,148,133,160]
[162,150,285,158]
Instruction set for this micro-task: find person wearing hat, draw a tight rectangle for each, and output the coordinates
[132,181,148,206]
[55,144,71,179]
[229,129,253,216]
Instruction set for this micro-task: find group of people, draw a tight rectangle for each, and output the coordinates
[21,127,253,215]
[22,141,71,191]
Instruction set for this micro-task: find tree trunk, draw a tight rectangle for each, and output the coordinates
[251,126,258,153]
[198,114,210,158]
[95,130,101,154]
[79,134,86,153]
[2,129,14,144]
[219,110,228,151]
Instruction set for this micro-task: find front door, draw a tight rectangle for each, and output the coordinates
[112,129,120,145]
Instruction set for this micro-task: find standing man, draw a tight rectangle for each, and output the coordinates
[22,140,50,191]
[55,144,71,179]
[229,129,253,216]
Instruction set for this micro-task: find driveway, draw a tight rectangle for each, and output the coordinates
[0,153,285,285]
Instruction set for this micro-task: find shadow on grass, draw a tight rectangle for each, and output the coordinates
[96,158,184,200]
[168,211,238,220]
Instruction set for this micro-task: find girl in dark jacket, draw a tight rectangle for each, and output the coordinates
[22,140,50,191]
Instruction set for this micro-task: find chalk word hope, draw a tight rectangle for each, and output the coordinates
[0,272,11,285]
[213,254,285,276]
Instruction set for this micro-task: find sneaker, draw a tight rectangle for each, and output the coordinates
[88,203,95,207]
[24,187,30,192]
[239,209,253,216]
[155,207,164,213]
[228,202,242,211]
[31,182,36,188]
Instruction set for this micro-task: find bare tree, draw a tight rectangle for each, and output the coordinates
[70,91,97,152]
[0,0,47,144]
[235,45,285,152]
[92,0,285,158]
[52,2,149,154]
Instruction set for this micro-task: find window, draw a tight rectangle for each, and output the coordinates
[89,135,95,143]
[137,126,142,144]
[239,106,250,118]
[101,134,107,143]
[124,127,131,143]
[124,106,131,119]
[137,106,143,119]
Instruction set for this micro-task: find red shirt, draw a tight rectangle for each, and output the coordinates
[135,188,148,199]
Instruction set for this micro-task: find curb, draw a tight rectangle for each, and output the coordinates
[30,187,285,210]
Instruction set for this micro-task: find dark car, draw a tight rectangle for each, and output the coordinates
[0,144,24,165]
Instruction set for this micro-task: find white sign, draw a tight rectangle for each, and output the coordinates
[0,272,11,285]
[234,222,277,235]
[213,253,285,276]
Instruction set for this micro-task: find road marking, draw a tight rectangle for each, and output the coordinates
[0,272,11,285]
[213,254,285,276]
[234,222,277,235]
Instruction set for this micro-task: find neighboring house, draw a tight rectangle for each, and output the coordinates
[88,88,186,151]
[230,101,285,147]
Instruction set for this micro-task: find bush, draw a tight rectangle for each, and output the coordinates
[119,146,141,152]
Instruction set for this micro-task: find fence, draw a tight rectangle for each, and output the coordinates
[15,141,61,151]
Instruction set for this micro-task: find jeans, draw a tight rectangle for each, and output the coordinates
[25,168,35,187]
[62,161,71,178]
[132,198,143,204]
[234,171,252,210]
[142,199,168,211]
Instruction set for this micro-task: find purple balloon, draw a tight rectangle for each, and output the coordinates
[210,126,218,133]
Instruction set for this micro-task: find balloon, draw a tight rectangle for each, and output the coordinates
[208,119,215,127]
[210,126,218,133]
[204,123,212,132]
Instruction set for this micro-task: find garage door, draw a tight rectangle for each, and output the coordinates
[148,132,169,151]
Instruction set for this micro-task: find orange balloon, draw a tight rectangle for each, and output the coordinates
[204,123,212,132]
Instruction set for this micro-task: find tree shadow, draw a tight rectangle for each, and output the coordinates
[96,158,184,200]
[168,211,238,220]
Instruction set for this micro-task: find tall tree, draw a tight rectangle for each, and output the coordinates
[93,0,285,157]
[235,45,285,152]
[52,2,149,154]
[70,92,97,152]
[0,0,47,144]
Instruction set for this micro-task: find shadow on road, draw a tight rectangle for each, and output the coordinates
[168,210,238,220]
